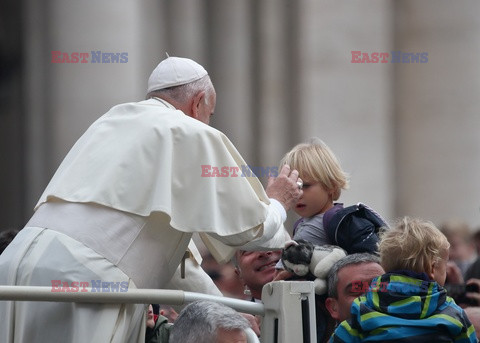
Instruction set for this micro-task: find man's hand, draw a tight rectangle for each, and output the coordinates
[273,269,294,281]
[159,306,178,323]
[241,313,261,336]
[466,278,480,306]
[266,164,303,211]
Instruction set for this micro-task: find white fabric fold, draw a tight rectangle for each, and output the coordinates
[35,99,276,260]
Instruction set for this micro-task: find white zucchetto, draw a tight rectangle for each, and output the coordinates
[147,56,208,93]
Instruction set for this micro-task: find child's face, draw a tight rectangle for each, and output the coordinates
[294,177,333,218]
[432,249,449,286]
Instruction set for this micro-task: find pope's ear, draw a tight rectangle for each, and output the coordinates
[190,90,205,118]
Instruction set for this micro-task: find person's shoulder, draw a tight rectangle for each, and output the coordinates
[104,99,222,136]
[302,213,324,226]
[106,100,181,119]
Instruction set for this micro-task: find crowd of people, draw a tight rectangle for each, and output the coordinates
[1,55,480,342]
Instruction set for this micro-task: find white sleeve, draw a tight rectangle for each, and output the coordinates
[204,199,290,251]
[268,198,287,222]
[238,199,290,250]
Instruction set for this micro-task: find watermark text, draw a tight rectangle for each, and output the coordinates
[351,51,428,63]
[50,280,129,292]
[51,50,128,63]
[201,165,279,178]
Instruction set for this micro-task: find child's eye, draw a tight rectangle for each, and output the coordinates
[302,183,311,189]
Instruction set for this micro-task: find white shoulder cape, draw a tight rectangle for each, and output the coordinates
[36,99,270,240]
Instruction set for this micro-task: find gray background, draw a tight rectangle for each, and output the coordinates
[1,1,479,232]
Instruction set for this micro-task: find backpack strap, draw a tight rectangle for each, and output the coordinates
[292,217,304,236]
[322,203,344,234]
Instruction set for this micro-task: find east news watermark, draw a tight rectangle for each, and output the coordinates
[51,280,129,292]
[201,165,279,178]
[351,280,430,293]
[351,51,428,63]
[51,50,128,63]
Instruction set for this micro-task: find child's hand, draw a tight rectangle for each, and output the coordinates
[241,313,261,336]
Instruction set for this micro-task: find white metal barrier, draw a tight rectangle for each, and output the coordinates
[0,281,317,343]
[262,281,317,342]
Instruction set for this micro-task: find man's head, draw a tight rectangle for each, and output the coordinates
[146,56,216,125]
[169,300,251,343]
[439,219,476,264]
[325,253,384,323]
[233,250,282,300]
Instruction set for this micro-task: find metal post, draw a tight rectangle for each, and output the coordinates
[261,281,317,343]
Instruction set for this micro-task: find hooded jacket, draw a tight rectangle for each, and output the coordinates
[330,271,477,342]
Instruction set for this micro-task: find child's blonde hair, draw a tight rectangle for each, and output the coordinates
[380,217,450,274]
[280,137,349,200]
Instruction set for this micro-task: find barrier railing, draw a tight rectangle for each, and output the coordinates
[0,281,317,343]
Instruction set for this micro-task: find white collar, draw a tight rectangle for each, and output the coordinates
[150,96,176,110]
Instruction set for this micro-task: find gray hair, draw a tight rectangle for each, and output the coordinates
[147,75,214,105]
[327,253,380,298]
[169,300,250,343]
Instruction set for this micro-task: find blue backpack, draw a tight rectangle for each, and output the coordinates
[322,203,388,255]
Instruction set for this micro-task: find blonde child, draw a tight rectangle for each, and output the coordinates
[281,137,349,246]
[330,217,477,342]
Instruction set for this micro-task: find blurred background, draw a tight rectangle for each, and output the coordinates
[1,0,479,235]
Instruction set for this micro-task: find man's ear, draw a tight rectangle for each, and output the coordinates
[234,267,241,278]
[190,90,205,119]
[325,297,340,321]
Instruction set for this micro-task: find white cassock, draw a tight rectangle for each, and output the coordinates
[0,98,289,343]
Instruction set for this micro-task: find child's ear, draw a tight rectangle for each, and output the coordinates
[427,260,436,280]
[328,187,337,199]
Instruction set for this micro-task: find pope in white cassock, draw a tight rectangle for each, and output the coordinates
[0,56,303,342]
